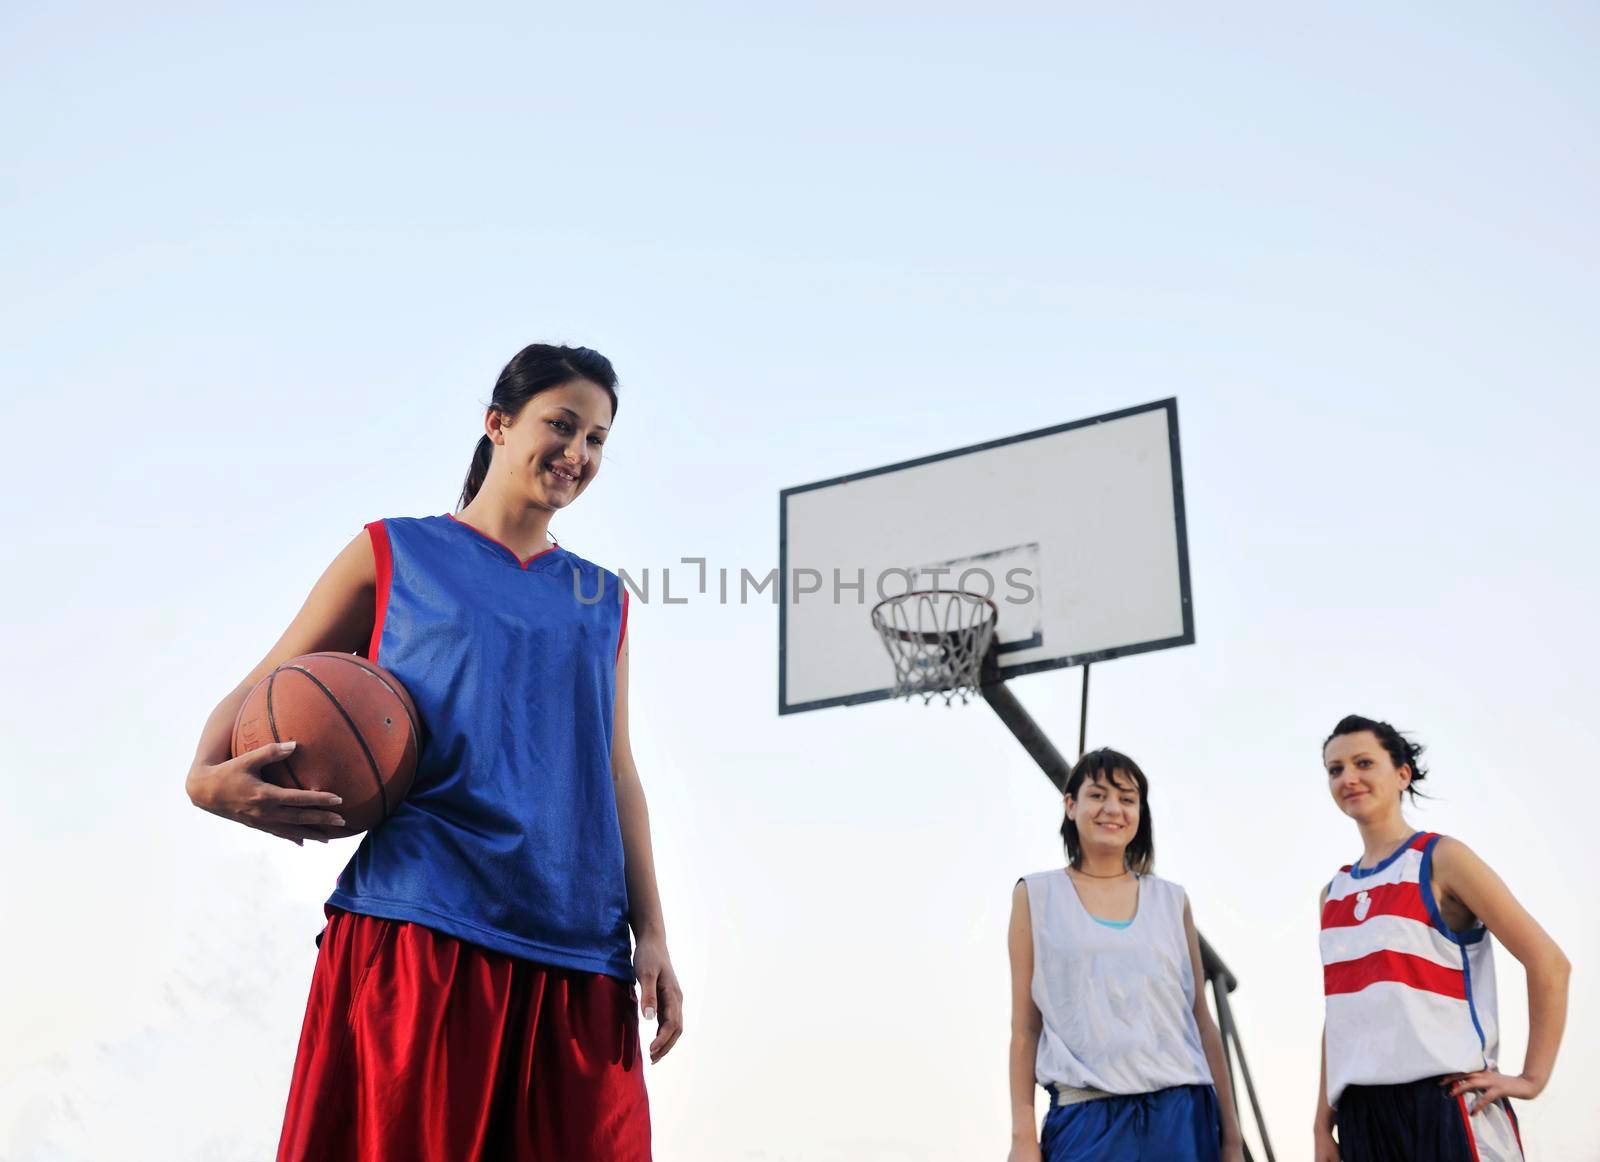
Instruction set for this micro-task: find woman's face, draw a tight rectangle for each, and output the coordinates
[1066,770,1141,853]
[1324,730,1410,821]
[489,379,613,511]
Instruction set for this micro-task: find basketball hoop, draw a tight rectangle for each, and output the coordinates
[870,589,998,706]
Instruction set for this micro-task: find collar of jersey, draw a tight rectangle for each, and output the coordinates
[445,513,565,570]
[1348,831,1420,879]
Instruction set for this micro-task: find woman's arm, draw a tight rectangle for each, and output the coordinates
[612,627,683,1063]
[1432,837,1570,1112]
[1182,898,1244,1162]
[185,530,375,843]
[1314,886,1340,1161]
[1007,881,1044,1162]
[1315,1026,1339,1161]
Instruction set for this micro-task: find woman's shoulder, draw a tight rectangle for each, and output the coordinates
[556,546,618,577]
[1018,866,1066,886]
[1422,833,1475,877]
[1014,869,1063,911]
[549,549,627,604]
[366,513,449,534]
[361,515,456,560]
[1139,872,1191,904]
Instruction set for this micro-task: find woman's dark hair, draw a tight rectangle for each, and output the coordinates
[458,344,620,510]
[1059,747,1154,875]
[1323,714,1429,801]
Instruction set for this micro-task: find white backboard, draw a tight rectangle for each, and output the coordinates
[778,399,1193,714]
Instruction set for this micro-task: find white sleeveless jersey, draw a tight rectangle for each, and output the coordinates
[1321,832,1500,1108]
[1023,870,1213,1095]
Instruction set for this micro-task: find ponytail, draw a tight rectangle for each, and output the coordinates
[454,344,620,512]
[458,434,495,511]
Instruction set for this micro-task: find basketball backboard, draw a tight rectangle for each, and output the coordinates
[777,398,1193,714]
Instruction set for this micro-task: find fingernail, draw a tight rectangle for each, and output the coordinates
[329,796,342,805]
[644,1006,656,1020]
[280,741,297,752]
[332,818,346,827]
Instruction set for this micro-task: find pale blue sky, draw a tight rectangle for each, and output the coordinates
[3,4,1598,1159]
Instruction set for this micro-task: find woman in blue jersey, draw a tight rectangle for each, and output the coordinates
[185,344,678,1161]
[1007,747,1245,1162]
[1315,715,1569,1162]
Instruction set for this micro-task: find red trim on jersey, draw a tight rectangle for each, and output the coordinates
[1321,880,1434,930]
[1456,1094,1482,1161]
[447,513,559,569]
[366,521,393,663]
[1410,832,1438,851]
[1505,1099,1523,1151]
[1323,949,1466,1000]
[617,587,630,664]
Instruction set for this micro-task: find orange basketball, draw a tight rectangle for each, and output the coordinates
[231,652,421,836]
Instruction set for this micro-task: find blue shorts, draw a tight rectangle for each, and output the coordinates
[1040,1084,1220,1162]
[1336,1077,1523,1162]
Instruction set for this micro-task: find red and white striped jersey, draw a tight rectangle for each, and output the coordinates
[1321,832,1499,1108]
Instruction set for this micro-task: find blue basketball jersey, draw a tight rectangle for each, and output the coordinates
[326,514,633,980]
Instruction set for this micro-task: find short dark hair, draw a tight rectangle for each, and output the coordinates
[1323,714,1430,801]
[1059,747,1154,875]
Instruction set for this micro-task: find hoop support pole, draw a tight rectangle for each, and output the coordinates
[1078,662,1091,759]
[979,677,1074,793]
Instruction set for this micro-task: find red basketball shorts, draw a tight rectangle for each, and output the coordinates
[276,909,651,1161]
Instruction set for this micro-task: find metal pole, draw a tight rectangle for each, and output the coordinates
[1078,662,1091,759]
[1227,1008,1275,1162]
[979,679,1074,793]
[1201,936,1276,1162]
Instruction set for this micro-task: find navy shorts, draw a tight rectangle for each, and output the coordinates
[1040,1084,1220,1162]
[1336,1076,1523,1162]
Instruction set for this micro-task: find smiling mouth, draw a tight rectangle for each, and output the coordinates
[545,464,580,484]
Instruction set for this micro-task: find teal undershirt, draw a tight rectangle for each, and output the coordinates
[1091,915,1133,929]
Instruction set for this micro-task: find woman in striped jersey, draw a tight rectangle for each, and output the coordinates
[1007,747,1245,1162]
[1315,715,1570,1162]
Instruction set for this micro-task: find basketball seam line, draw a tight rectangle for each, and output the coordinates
[263,671,305,790]
[282,664,390,820]
[311,653,422,753]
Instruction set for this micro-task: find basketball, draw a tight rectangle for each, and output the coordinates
[231,652,421,836]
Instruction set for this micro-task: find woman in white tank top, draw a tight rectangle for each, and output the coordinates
[1314,716,1570,1162]
[1006,748,1245,1162]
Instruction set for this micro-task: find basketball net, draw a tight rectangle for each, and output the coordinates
[870,589,998,706]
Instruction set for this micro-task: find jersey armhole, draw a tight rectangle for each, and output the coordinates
[616,585,630,665]
[1419,834,1489,948]
[365,520,393,663]
[1418,834,1458,942]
